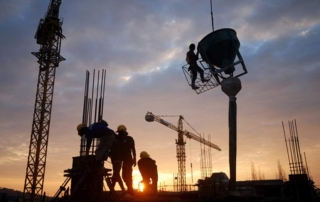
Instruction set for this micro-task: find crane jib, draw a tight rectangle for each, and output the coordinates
[183,131,221,151]
[146,112,221,151]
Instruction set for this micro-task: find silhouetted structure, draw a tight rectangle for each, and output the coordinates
[23,1,65,201]
[146,112,221,192]
[51,70,118,202]
[282,120,320,201]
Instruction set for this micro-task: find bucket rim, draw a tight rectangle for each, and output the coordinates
[199,28,237,44]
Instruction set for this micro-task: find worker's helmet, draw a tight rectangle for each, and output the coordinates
[116,124,127,132]
[140,151,150,159]
[77,123,85,131]
[77,123,87,136]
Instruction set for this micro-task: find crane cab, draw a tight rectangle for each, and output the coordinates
[145,114,154,122]
[182,28,248,94]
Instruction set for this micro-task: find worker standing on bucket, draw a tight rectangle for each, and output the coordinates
[77,120,115,161]
[138,151,158,195]
[186,43,209,90]
[117,124,136,196]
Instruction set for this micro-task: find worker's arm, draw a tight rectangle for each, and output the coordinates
[86,136,92,155]
[195,50,199,60]
[131,137,137,167]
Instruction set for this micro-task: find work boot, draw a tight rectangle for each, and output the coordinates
[191,85,199,90]
[201,78,209,83]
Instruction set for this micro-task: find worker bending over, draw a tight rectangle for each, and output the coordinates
[138,151,158,194]
[77,120,115,161]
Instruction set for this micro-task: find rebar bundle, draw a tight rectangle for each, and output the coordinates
[80,69,106,156]
[282,120,308,176]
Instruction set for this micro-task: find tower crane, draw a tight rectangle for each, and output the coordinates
[145,112,221,192]
[23,1,65,201]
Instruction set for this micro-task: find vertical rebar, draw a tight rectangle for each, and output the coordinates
[91,70,95,124]
[102,69,106,119]
[88,99,92,125]
[288,121,296,174]
[98,70,104,122]
[292,120,302,174]
[80,71,89,156]
[282,121,291,173]
[82,71,88,125]
[304,152,310,179]
[94,70,99,123]
[294,119,303,173]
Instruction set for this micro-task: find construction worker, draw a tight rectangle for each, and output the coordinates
[116,124,136,196]
[109,134,126,192]
[138,151,158,194]
[186,43,209,89]
[77,120,115,161]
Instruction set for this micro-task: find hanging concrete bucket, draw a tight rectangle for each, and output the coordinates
[198,28,240,75]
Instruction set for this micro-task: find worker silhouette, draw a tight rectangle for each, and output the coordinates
[186,43,209,89]
[77,120,115,161]
[110,135,126,192]
[116,124,136,196]
[138,151,158,195]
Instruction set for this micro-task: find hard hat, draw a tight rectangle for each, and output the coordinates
[117,124,127,132]
[140,151,150,159]
[77,123,86,131]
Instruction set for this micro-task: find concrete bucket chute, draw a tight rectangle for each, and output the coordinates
[198,28,240,75]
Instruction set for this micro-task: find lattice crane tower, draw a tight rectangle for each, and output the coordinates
[145,112,221,192]
[23,1,65,201]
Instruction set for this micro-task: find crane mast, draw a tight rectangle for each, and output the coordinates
[145,112,221,192]
[23,1,65,201]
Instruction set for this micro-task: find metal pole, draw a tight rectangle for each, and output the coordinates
[221,77,242,192]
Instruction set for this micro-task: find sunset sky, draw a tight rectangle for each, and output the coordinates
[1,0,320,196]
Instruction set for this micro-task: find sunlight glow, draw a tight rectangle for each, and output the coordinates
[121,76,132,81]
[138,181,144,192]
[132,170,142,189]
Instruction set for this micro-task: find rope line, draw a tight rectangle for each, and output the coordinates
[210,0,214,31]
